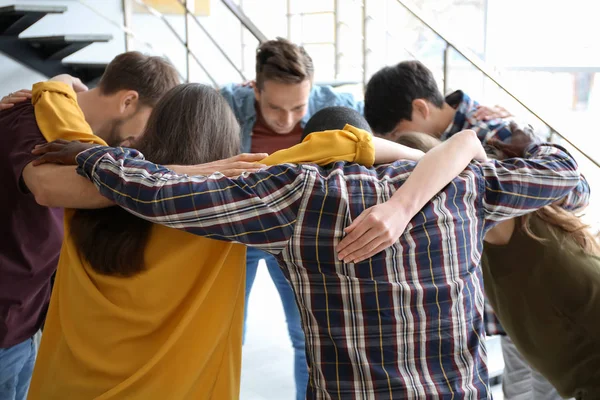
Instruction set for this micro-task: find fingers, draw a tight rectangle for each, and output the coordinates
[336,209,373,254]
[346,241,390,264]
[31,140,70,155]
[72,79,89,93]
[233,153,269,162]
[338,227,381,262]
[13,89,32,97]
[0,89,32,109]
[472,105,488,120]
[342,209,369,235]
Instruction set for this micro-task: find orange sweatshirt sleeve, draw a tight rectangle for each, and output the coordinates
[32,81,107,146]
[260,124,375,167]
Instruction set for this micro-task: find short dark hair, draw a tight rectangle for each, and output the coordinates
[70,83,240,277]
[255,38,314,90]
[97,51,180,107]
[364,60,445,135]
[302,106,371,141]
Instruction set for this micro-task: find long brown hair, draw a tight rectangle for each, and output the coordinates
[70,83,241,276]
[521,205,600,255]
[395,131,600,255]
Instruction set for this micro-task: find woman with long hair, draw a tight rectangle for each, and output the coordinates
[28,83,252,399]
[396,131,600,400]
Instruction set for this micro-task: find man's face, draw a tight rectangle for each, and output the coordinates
[103,105,153,147]
[254,80,311,134]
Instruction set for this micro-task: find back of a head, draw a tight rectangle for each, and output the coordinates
[137,83,240,165]
[302,106,371,142]
[255,38,314,90]
[71,83,241,279]
[97,51,180,107]
[395,132,442,153]
[364,60,445,135]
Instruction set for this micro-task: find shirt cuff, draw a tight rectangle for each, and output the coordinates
[524,142,571,159]
[343,124,375,167]
[31,81,77,105]
[75,146,111,180]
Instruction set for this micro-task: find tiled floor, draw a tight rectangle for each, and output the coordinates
[240,263,505,399]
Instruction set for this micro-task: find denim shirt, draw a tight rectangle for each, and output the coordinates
[220,84,364,152]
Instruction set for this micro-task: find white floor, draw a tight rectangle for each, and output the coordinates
[240,262,505,400]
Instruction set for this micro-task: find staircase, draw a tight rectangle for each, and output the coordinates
[0,5,110,86]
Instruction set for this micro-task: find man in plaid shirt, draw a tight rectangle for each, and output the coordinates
[34,115,589,399]
[363,60,568,399]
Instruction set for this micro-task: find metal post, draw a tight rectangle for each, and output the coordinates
[443,42,450,95]
[239,0,245,74]
[287,0,292,40]
[183,0,191,82]
[121,0,133,51]
[482,0,488,60]
[334,0,340,79]
[362,0,368,90]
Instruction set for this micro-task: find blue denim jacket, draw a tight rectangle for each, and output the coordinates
[220,84,364,152]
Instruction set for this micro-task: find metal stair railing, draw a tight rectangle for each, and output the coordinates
[79,0,269,87]
[387,0,600,168]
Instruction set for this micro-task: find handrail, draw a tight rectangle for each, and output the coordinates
[131,0,217,86]
[220,0,267,44]
[394,0,600,168]
[177,0,246,81]
[75,0,185,82]
[78,0,254,87]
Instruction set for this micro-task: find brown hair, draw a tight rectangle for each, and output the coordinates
[394,132,442,152]
[98,51,180,107]
[522,205,600,255]
[70,83,241,276]
[396,132,600,255]
[255,38,314,90]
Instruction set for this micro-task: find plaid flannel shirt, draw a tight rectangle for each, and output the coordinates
[75,142,588,399]
[442,90,512,335]
[442,90,512,145]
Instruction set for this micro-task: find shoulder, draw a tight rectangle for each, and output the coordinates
[219,84,255,117]
[0,102,43,143]
[310,85,359,106]
[305,85,364,123]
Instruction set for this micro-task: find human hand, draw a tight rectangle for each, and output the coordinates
[488,122,538,158]
[50,74,89,93]
[173,153,268,178]
[336,201,412,263]
[239,80,255,88]
[0,89,32,110]
[473,104,512,121]
[31,139,99,166]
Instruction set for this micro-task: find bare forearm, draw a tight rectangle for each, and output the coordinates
[372,136,424,163]
[22,163,112,209]
[388,129,485,213]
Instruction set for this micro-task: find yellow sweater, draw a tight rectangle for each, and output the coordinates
[27,82,374,400]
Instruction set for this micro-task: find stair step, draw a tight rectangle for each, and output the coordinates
[21,34,112,60]
[63,61,108,85]
[0,5,66,36]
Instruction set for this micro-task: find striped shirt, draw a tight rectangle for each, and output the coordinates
[76,143,588,399]
[442,90,512,145]
[443,90,511,336]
